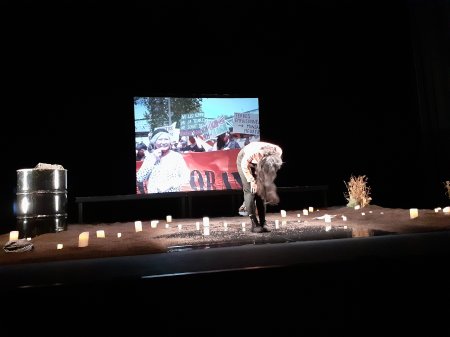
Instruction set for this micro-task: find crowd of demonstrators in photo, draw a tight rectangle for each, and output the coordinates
[178,135,205,152]
[213,131,241,151]
[136,129,259,159]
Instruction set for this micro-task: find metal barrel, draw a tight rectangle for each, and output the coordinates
[16,168,68,238]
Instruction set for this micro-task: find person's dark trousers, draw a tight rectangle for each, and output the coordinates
[255,195,270,232]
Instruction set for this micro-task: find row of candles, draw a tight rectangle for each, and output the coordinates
[8,206,450,245]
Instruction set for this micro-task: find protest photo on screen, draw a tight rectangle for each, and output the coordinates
[134,97,260,194]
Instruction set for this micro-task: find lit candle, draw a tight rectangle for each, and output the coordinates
[308,207,314,213]
[203,225,210,236]
[151,220,158,228]
[26,237,31,241]
[280,210,287,217]
[361,212,365,216]
[224,222,228,231]
[242,222,246,231]
[57,244,63,249]
[324,215,331,223]
[342,216,347,221]
[434,207,441,213]
[9,231,19,241]
[354,205,360,210]
[135,220,142,232]
[96,230,105,238]
[196,221,200,230]
[303,209,309,215]
[275,220,279,229]
[325,225,331,232]
[344,225,347,229]
[78,232,89,247]
[297,214,301,218]
[202,217,209,227]
[178,224,182,231]
[165,223,169,229]
[410,208,419,219]
[166,215,172,223]
[117,233,122,238]
[443,206,450,214]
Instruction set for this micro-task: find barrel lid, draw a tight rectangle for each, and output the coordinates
[18,163,67,172]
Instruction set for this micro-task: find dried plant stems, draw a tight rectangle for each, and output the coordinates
[445,181,450,199]
[344,175,372,208]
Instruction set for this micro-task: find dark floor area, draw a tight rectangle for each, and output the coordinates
[1,231,450,336]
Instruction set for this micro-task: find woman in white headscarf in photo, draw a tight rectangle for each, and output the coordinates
[137,129,190,193]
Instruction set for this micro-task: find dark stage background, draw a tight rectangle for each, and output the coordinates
[0,2,449,335]
[1,0,448,231]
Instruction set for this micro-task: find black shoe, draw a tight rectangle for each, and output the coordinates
[250,215,265,233]
[260,221,271,233]
[251,226,264,233]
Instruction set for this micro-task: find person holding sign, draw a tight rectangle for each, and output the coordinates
[216,132,241,150]
[237,141,283,233]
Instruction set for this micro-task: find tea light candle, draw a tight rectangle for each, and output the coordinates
[203,226,210,236]
[434,207,441,213]
[282,220,287,227]
[410,208,419,219]
[134,220,142,232]
[196,221,200,230]
[178,224,182,231]
[78,232,89,247]
[242,222,246,231]
[342,216,347,221]
[224,222,228,231]
[117,233,122,238]
[151,220,158,228]
[354,205,360,210]
[57,244,63,250]
[303,209,309,215]
[325,225,332,232]
[275,219,279,229]
[96,230,105,238]
[9,231,19,241]
[443,206,450,214]
[308,207,314,213]
[165,223,170,229]
[203,217,209,227]
[166,215,172,223]
[26,237,31,241]
[280,210,287,217]
[324,215,331,223]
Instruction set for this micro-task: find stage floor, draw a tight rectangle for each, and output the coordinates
[1,204,449,267]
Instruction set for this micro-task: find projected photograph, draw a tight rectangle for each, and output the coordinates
[134,97,260,194]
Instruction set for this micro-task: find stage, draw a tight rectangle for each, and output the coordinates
[1,204,449,284]
[1,204,450,336]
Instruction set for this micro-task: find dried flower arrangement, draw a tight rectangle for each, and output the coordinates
[445,181,450,199]
[344,175,372,208]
